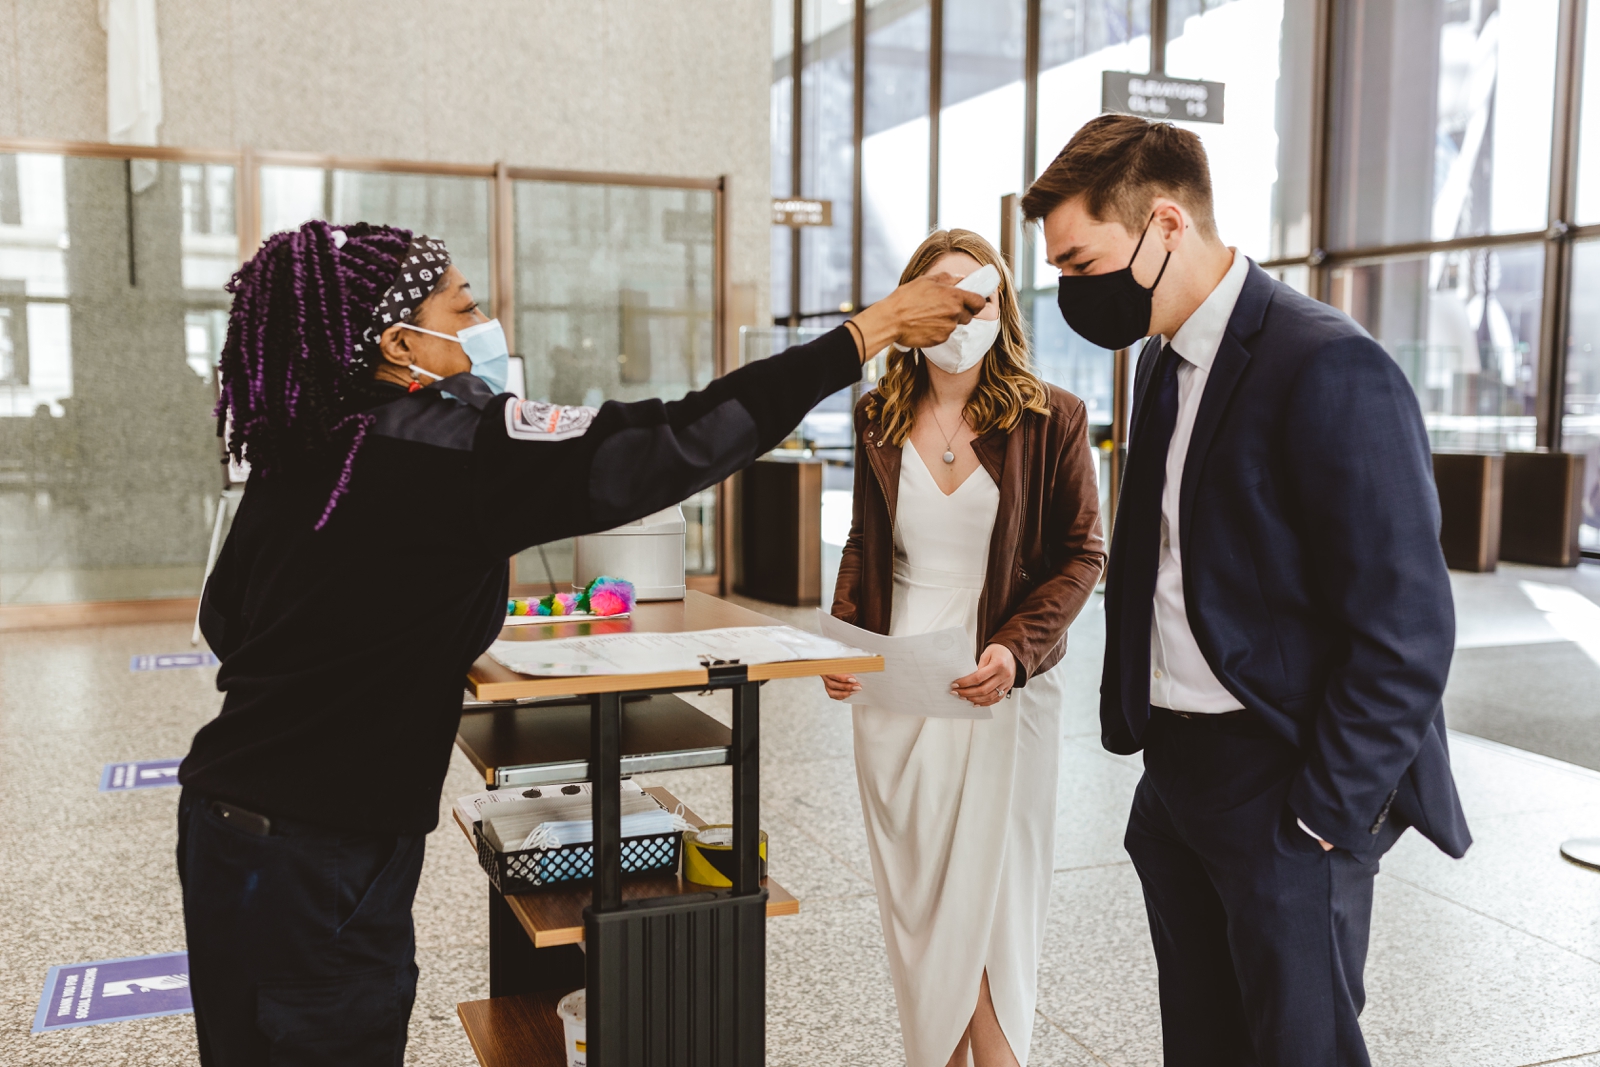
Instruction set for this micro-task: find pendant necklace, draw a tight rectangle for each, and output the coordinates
[928,405,966,465]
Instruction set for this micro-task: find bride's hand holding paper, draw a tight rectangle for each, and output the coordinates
[816,611,988,719]
[950,644,1016,707]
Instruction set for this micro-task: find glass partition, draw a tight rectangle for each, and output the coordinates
[1164,0,1314,262]
[510,179,719,589]
[1033,0,1151,260]
[773,0,796,321]
[257,166,493,307]
[862,0,933,303]
[1561,239,1600,551]
[1576,0,1600,225]
[741,324,853,599]
[1327,0,1559,251]
[1329,244,1543,453]
[937,0,1026,247]
[0,154,237,605]
[801,0,857,315]
[1028,0,1149,449]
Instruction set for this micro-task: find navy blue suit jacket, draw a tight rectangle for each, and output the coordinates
[1101,261,1472,859]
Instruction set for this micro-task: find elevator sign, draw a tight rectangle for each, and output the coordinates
[772,199,833,227]
[1102,71,1225,124]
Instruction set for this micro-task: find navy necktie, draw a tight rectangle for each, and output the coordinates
[1112,342,1182,730]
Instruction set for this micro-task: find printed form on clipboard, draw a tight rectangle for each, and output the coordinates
[487,625,867,677]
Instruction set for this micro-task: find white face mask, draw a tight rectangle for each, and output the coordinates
[920,315,1001,375]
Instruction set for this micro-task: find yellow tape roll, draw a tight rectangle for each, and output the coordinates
[683,824,768,888]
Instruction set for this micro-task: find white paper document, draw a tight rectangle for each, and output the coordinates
[488,625,867,678]
[500,611,631,626]
[816,611,989,720]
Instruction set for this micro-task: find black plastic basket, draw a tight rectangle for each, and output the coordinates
[473,823,682,894]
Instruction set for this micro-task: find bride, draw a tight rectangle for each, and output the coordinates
[825,229,1106,1067]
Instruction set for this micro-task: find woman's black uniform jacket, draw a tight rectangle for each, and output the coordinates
[182,328,861,835]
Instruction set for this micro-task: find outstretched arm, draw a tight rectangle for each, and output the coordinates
[474,327,861,558]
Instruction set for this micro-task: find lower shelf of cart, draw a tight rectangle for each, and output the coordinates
[457,991,568,1067]
[454,785,799,948]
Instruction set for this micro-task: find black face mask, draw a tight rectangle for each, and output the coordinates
[1055,214,1171,350]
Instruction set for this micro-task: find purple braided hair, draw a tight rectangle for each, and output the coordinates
[314,412,375,530]
[215,220,413,528]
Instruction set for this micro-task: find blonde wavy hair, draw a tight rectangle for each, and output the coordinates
[863,229,1049,447]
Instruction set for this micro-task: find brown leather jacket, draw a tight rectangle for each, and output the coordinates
[831,384,1107,687]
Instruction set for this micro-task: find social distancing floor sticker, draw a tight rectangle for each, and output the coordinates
[100,758,183,791]
[32,952,191,1033]
[129,652,217,671]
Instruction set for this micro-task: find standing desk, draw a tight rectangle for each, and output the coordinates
[453,591,881,1067]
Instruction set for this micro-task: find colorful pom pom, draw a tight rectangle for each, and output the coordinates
[577,576,636,616]
[506,580,635,618]
[589,589,626,616]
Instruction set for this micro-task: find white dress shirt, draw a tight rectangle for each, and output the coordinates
[1145,252,1330,846]
[1149,249,1248,714]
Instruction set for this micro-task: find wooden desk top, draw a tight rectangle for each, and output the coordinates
[465,590,881,700]
[456,785,798,948]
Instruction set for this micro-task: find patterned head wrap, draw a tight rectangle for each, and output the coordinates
[364,233,452,343]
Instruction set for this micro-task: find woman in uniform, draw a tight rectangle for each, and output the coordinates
[177,220,982,1067]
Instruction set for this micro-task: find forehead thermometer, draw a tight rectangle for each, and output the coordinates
[887,263,1002,353]
[956,263,1001,299]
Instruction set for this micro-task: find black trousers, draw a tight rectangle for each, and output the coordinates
[1125,709,1402,1067]
[176,790,426,1067]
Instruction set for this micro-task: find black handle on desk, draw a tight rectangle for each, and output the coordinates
[731,680,761,895]
[591,691,623,911]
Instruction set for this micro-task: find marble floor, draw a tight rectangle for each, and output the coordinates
[1,563,1598,1066]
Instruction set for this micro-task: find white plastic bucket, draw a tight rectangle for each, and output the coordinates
[557,988,586,1066]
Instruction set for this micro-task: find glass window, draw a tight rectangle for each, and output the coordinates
[1269,264,1311,296]
[773,0,795,321]
[1327,0,1560,251]
[1328,244,1543,453]
[1573,0,1600,223]
[1164,0,1314,261]
[1034,0,1150,219]
[1030,0,1149,435]
[801,0,856,314]
[862,0,932,303]
[0,154,238,605]
[258,167,492,312]
[1562,239,1600,550]
[511,180,719,582]
[1032,0,1151,289]
[937,0,1026,247]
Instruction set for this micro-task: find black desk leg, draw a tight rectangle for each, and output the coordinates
[731,680,761,895]
[591,690,623,912]
[488,882,584,996]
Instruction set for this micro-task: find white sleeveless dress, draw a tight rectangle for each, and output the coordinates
[852,442,1064,1067]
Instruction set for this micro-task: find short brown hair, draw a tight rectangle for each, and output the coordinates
[1021,113,1217,238]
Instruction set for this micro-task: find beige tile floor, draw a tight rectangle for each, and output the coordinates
[2,579,1599,1066]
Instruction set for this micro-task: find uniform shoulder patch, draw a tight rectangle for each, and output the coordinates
[504,398,598,442]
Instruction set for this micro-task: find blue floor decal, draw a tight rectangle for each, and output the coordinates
[129,652,218,671]
[32,952,191,1032]
[100,759,183,791]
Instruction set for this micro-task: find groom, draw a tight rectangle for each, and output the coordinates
[1022,114,1470,1066]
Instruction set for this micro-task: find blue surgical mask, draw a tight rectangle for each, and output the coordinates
[398,319,510,394]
